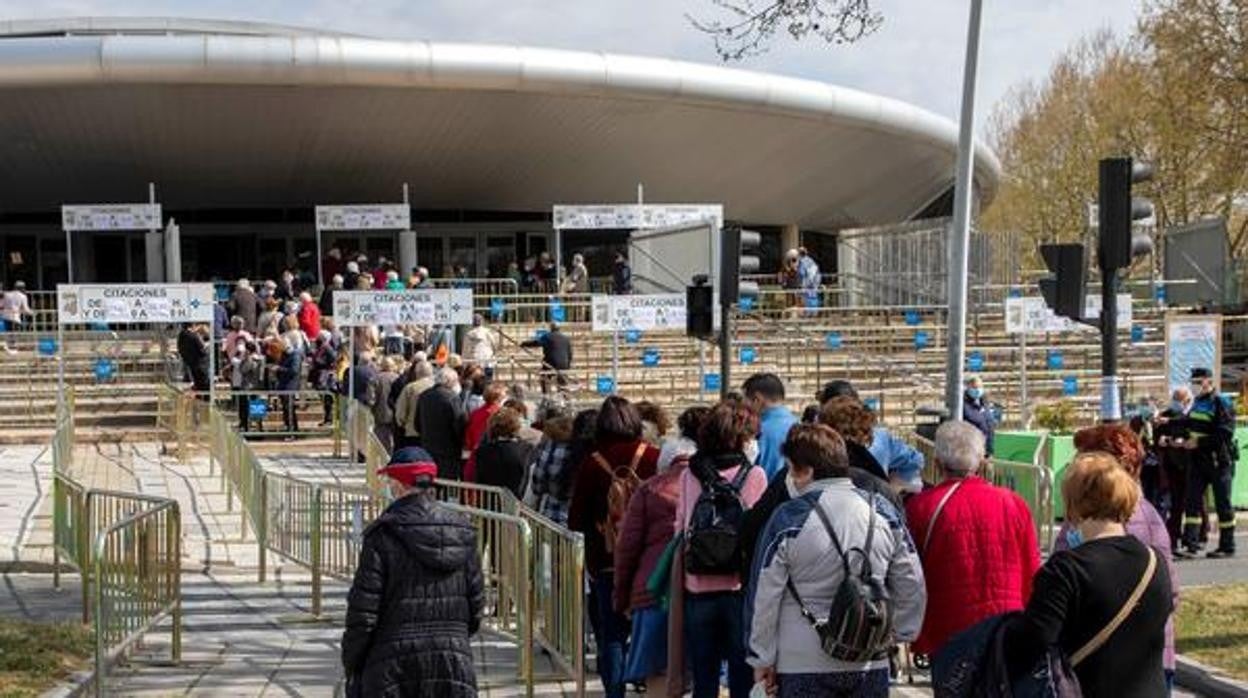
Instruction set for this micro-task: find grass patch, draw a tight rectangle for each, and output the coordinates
[0,617,92,697]
[1176,583,1248,681]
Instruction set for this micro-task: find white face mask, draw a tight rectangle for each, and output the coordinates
[743,438,760,465]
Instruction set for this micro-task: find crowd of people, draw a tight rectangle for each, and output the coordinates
[340,360,1201,698]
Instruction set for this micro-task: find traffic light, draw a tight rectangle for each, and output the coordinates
[719,226,761,305]
[1098,157,1154,271]
[686,276,713,338]
[1039,243,1087,321]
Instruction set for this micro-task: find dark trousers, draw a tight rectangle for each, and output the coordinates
[281,394,299,433]
[685,590,752,698]
[1184,457,1235,551]
[1162,452,1202,548]
[322,394,334,424]
[236,392,251,431]
[778,668,890,698]
[587,571,629,698]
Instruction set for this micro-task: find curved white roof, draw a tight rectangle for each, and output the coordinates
[0,18,1000,227]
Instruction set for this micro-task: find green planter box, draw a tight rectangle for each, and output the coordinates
[998,429,1248,518]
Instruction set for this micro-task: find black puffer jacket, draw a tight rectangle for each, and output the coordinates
[341,492,484,697]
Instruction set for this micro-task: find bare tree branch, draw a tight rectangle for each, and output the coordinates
[687,0,883,61]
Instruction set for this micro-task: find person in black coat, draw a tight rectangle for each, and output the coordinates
[962,375,995,455]
[611,250,632,295]
[227,279,261,334]
[176,323,211,392]
[418,368,467,480]
[472,406,535,497]
[521,322,573,394]
[342,446,484,698]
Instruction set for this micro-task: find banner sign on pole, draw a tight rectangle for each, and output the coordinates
[1165,315,1222,392]
[61,204,161,231]
[314,204,411,231]
[1005,294,1133,334]
[57,284,215,324]
[591,294,688,332]
[553,204,723,230]
[333,289,473,327]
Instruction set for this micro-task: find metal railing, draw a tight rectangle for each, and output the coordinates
[519,504,585,696]
[208,409,266,541]
[213,389,343,441]
[90,492,182,697]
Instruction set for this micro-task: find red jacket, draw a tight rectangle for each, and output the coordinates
[298,303,322,340]
[567,439,659,577]
[462,403,500,483]
[613,460,685,613]
[904,476,1040,656]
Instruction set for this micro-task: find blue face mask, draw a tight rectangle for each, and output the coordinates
[967,388,984,401]
[1064,528,1085,549]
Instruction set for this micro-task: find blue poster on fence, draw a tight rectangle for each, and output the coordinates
[738,296,755,312]
[248,399,268,419]
[1047,350,1064,370]
[702,373,721,392]
[1131,325,1144,344]
[625,329,641,344]
[596,375,615,395]
[38,338,57,356]
[642,348,660,367]
[967,351,984,372]
[739,346,757,364]
[94,358,115,381]
[914,331,929,349]
[904,310,920,326]
[549,301,566,323]
[825,332,843,349]
[863,397,880,411]
[490,298,505,319]
[1062,376,1078,396]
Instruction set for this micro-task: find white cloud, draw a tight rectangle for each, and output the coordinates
[0,0,1144,130]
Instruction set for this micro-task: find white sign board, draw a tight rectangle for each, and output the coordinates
[333,289,473,327]
[57,284,215,324]
[553,204,723,230]
[315,204,411,231]
[591,294,689,332]
[1165,315,1222,392]
[61,204,162,231]
[1005,294,1134,334]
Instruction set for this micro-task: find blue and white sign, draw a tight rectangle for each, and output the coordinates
[549,301,566,323]
[642,347,661,367]
[1165,316,1221,392]
[248,399,268,419]
[1046,350,1064,370]
[1155,285,1168,303]
[1131,325,1145,344]
[333,289,474,327]
[702,373,721,392]
[58,284,216,324]
[1062,376,1079,396]
[591,294,688,332]
[596,375,615,395]
[38,338,57,356]
[904,310,921,326]
[738,296,755,312]
[94,358,115,381]
[625,329,642,344]
[825,332,843,350]
[967,351,984,372]
[914,331,929,349]
[489,297,506,319]
[739,346,757,364]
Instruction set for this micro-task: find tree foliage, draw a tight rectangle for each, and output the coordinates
[983,0,1248,262]
[687,0,882,61]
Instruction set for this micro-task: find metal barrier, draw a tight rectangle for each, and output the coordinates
[443,502,534,690]
[52,470,90,618]
[213,389,342,442]
[518,504,585,697]
[986,456,1055,553]
[208,409,266,541]
[259,472,320,604]
[91,493,181,697]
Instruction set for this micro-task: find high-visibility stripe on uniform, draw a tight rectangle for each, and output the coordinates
[1219,521,1236,528]
[1184,516,1204,525]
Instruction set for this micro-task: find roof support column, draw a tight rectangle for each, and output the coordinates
[781,223,800,252]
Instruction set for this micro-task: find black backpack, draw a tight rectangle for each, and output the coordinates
[788,494,895,662]
[684,463,753,575]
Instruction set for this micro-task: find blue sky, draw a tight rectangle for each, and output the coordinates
[0,0,1142,130]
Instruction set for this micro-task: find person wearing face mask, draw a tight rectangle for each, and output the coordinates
[961,375,994,455]
[1155,387,1202,550]
[1001,452,1172,698]
[1176,367,1237,558]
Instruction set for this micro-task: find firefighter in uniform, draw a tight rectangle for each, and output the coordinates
[1178,367,1237,559]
